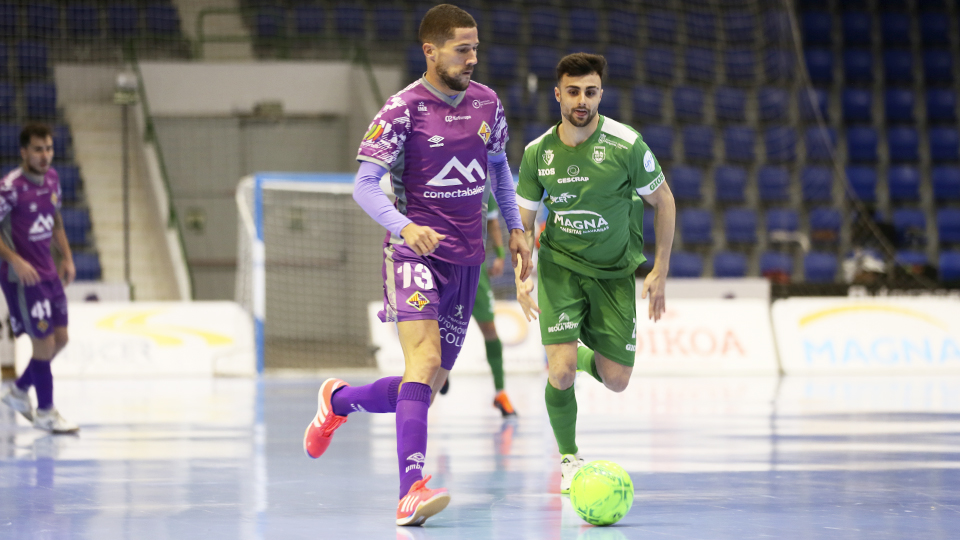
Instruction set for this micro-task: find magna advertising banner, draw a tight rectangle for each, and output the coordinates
[772,297,960,374]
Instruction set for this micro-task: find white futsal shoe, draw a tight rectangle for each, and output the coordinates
[559,453,584,494]
[1,383,34,422]
[33,408,79,434]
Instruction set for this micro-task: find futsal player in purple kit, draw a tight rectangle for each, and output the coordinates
[302,4,531,526]
[0,124,78,434]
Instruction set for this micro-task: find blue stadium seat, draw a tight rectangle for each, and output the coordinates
[642,125,673,161]
[715,87,746,123]
[0,4,15,37]
[27,2,58,38]
[802,166,833,203]
[842,12,872,46]
[670,252,704,278]
[846,166,877,202]
[806,127,837,162]
[759,88,789,122]
[334,4,364,39]
[506,85,533,121]
[568,9,598,43]
[687,12,717,44]
[918,0,948,11]
[523,123,550,145]
[933,166,960,202]
[888,127,919,162]
[764,11,792,44]
[765,127,797,164]
[107,4,140,39]
[725,208,757,244]
[804,252,838,283]
[606,46,635,83]
[0,42,6,78]
[52,124,70,156]
[0,123,18,158]
[670,166,703,203]
[24,82,56,119]
[923,50,954,84]
[643,210,655,246]
[805,49,834,84]
[767,209,799,234]
[884,89,915,123]
[528,47,560,79]
[489,8,520,43]
[880,13,910,47]
[930,128,960,162]
[940,251,960,281]
[725,12,757,45]
[896,251,928,268]
[842,89,872,123]
[598,86,620,118]
[760,252,793,278]
[843,49,873,84]
[294,6,324,36]
[802,12,832,46]
[0,164,15,178]
[889,166,921,201]
[17,41,49,78]
[941,209,960,243]
[373,7,404,41]
[714,252,748,278]
[725,49,756,84]
[0,83,13,118]
[927,89,957,123]
[893,208,927,246]
[673,87,704,122]
[530,7,560,42]
[799,88,829,121]
[647,11,678,44]
[920,13,950,47]
[681,209,712,245]
[632,87,663,122]
[486,46,517,83]
[685,48,716,84]
[145,4,179,36]
[724,126,755,163]
[57,165,80,202]
[67,4,100,38]
[255,8,284,39]
[715,166,747,204]
[764,49,795,82]
[758,166,790,203]
[606,10,638,46]
[884,50,914,84]
[645,47,676,84]
[60,208,90,246]
[682,126,714,162]
[810,207,842,243]
[73,252,102,281]
[847,127,878,163]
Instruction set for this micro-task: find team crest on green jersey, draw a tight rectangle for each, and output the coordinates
[592,146,606,164]
[543,149,554,165]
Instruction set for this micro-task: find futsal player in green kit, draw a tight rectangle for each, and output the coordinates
[513,53,676,493]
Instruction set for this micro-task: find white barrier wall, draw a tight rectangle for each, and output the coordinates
[772,297,960,374]
[16,302,255,377]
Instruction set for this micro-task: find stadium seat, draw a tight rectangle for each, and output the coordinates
[523,123,550,146]
[930,128,960,162]
[673,87,704,122]
[884,89,915,123]
[373,7,404,41]
[843,49,873,84]
[920,13,950,47]
[923,50,954,84]
[927,89,957,123]
[806,127,837,162]
[725,49,756,84]
[670,166,703,203]
[598,86,620,118]
[294,6,324,36]
[645,47,676,84]
[725,208,758,244]
[605,46,635,83]
[937,208,960,243]
[643,125,673,162]
[846,166,877,202]
[681,209,712,245]
[685,48,716,84]
[764,11,792,44]
[767,209,799,233]
[647,11,678,44]
[724,127,756,163]
[67,4,100,38]
[334,4,364,39]
[0,123,18,158]
[802,166,833,203]
[893,208,927,246]
[530,7,560,42]
[715,166,747,204]
[842,12,871,46]
[488,7,520,43]
[0,164,15,178]
[765,127,797,164]
[505,85,532,121]
[758,167,790,203]
[759,88,788,122]
[17,41,48,78]
[809,207,842,244]
[682,126,714,163]
[61,208,90,246]
[799,88,829,121]
[670,252,703,278]
[145,4,180,36]
[940,251,960,281]
[933,166,960,202]
[486,46,517,83]
[24,82,56,119]
[606,10,638,46]
[896,250,928,268]
[0,83,13,118]
[917,0,948,10]
[27,2,58,38]
[802,12,832,46]
[884,50,914,84]
[847,127,878,163]
[889,166,921,202]
[255,8,284,39]
[107,4,140,39]
[880,13,911,47]
[724,13,757,46]
[715,87,746,123]
[568,9,598,43]
[804,252,838,283]
[760,252,793,278]
[632,86,663,122]
[0,42,6,78]
[643,210,655,246]
[73,252,102,281]
[528,47,560,79]
[713,252,748,278]
[764,49,795,82]
[52,124,71,155]
[687,12,718,44]
[0,4,15,37]
[888,127,919,162]
[842,89,872,123]
[58,165,80,202]
[805,49,834,84]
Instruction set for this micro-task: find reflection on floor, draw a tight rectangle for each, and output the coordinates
[2,373,960,539]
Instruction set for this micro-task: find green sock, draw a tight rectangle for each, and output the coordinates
[577,345,602,383]
[485,339,505,391]
[544,381,578,455]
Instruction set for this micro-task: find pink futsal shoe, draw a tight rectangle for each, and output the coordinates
[396,475,450,526]
[303,378,349,458]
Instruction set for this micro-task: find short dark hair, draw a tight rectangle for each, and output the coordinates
[556,53,607,84]
[20,123,52,148]
[418,4,477,45]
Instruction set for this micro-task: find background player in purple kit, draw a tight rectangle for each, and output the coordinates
[301,4,531,527]
[0,124,78,434]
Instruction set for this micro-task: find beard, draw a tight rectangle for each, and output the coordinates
[563,107,597,128]
[436,59,471,92]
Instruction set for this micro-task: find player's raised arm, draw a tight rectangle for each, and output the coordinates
[640,181,676,322]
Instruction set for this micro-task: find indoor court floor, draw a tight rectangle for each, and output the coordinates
[2,372,960,539]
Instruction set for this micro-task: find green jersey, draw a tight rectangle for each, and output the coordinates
[517,116,665,279]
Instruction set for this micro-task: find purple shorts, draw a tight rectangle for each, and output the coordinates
[379,243,481,370]
[0,276,68,339]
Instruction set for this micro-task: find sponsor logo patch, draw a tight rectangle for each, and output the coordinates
[454,304,464,319]
[549,192,577,204]
[405,451,426,473]
[428,135,444,148]
[538,168,555,176]
[426,157,486,187]
[406,291,430,311]
[447,115,472,122]
[472,99,494,109]
[643,150,656,172]
[363,122,385,142]
[477,120,491,143]
[417,102,428,113]
[548,312,579,333]
[553,210,609,235]
[567,165,580,176]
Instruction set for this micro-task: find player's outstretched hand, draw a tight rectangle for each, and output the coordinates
[641,267,667,322]
[400,223,446,256]
[488,256,505,277]
[59,256,76,285]
[12,258,40,287]
[513,255,540,321]
[508,229,532,281]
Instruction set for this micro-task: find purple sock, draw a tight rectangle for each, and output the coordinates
[396,382,431,498]
[330,376,401,416]
[15,363,33,392]
[30,360,53,411]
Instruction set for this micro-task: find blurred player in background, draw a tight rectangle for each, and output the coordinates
[302,4,530,526]
[0,123,78,434]
[514,53,676,493]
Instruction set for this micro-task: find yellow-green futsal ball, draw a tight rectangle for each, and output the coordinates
[569,460,634,526]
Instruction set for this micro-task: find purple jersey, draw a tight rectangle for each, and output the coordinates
[357,77,508,266]
[0,167,62,282]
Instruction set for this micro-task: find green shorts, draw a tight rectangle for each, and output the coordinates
[537,257,637,366]
[473,262,496,323]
